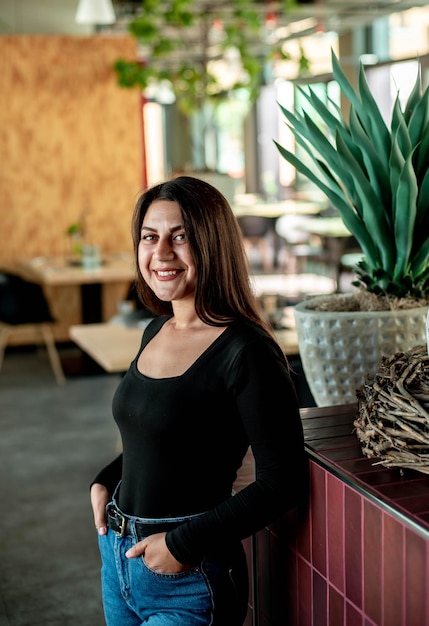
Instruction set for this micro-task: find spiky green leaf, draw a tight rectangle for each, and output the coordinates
[332,51,391,163]
[405,73,429,148]
[349,105,391,204]
[393,153,418,277]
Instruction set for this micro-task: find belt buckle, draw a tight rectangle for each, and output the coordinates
[116,512,126,537]
[109,506,127,537]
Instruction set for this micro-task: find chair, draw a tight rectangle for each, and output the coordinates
[0,271,65,384]
[275,215,325,274]
[237,215,274,272]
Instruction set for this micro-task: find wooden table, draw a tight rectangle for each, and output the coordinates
[18,254,136,323]
[18,253,135,286]
[69,322,146,373]
[69,313,299,374]
[276,215,351,241]
[232,198,325,219]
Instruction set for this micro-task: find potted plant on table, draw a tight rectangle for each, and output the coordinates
[66,221,84,261]
[275,50,429,406]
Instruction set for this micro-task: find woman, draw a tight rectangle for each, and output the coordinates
[91,176,308,626]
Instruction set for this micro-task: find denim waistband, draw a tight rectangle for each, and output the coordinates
[109,481,206,526]
[107,482,205,538]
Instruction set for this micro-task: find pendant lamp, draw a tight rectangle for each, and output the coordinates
[75,0,116,25]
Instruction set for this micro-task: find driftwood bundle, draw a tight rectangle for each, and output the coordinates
[354,344,429,474]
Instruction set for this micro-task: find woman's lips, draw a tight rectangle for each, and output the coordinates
[153,269,182,279]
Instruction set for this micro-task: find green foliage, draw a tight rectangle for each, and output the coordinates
[114,0,308,115]
[275,50,429,298]
[66,222,84,236]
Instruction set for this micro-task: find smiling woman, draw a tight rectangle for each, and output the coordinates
[89,175,308,626]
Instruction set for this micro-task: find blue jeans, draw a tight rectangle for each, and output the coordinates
[97,510,249,625]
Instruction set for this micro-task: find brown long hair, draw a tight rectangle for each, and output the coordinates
[131,175,274,337]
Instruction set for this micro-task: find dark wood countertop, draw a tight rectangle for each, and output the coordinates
[301,404,429,538]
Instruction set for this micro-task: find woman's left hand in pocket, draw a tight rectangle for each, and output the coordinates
[125,532,190,573]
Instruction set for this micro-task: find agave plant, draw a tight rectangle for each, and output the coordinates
[275,50,429,299]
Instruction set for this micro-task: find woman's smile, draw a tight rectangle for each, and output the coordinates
[153,268,184,279]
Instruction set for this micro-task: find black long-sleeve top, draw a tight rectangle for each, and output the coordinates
[92,315,308,565]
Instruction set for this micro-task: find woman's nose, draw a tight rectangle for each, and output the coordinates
[155,238,174,259]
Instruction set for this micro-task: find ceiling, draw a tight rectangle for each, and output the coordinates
[100,0,429,74]
[110,0,429,41]
[1,0,428,48]
[2,0,427,130]
[279,1,429,37]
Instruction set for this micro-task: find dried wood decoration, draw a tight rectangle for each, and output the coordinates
[354,344,429,474]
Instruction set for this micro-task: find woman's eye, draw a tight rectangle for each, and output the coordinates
[174,233,186,242]
[141,233,156,242]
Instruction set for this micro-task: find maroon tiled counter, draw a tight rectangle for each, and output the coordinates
[247,404,429,626]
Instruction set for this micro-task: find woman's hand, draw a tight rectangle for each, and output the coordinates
[90,483,110,536]
[125,532,190,574]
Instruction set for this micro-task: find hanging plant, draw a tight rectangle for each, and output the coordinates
[113,0,311,115]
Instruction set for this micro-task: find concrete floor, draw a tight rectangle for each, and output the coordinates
[0,346,121,626]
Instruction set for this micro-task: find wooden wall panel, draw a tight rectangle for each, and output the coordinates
[0,35,143,262]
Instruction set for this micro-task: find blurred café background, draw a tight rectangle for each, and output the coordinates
[2,3,429,625]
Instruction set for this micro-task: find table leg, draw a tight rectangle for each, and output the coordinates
[81,283,102,323]
[65,283,105,375]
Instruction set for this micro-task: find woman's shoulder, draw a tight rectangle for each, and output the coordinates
[230,318,272,339]
[226,319,282,355]
[222,320,288,379]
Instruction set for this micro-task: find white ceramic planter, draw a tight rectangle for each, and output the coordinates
[294,298,429,407]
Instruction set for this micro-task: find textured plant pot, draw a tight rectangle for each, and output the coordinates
[294,298,429,407]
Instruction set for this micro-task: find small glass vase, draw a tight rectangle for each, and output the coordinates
[70,233,83,258]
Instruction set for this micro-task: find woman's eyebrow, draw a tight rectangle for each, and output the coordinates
[141,224,183,233]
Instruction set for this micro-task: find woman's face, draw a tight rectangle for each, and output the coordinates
[138,200,197,304]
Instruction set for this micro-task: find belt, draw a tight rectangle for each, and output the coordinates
[106,505,182,539]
